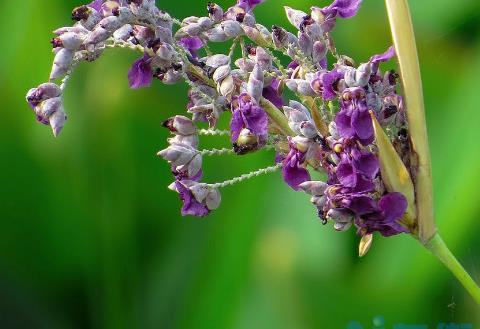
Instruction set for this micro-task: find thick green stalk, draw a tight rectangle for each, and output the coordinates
[384,0,435,243]
[425,234,480,305]
[386,0,480,304]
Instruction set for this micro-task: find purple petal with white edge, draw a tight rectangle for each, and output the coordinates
[370,46,395,72]
[175,181,210,217]
[321,0,363,18]
[128,54,152,89]
[378,192,408,222]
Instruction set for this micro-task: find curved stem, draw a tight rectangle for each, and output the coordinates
[424,233,480,305]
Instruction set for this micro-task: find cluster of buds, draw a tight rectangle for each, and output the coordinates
[26,83,66,136]
[26,0,417,251]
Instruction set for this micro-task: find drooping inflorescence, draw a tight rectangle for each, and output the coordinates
[26,0,415,247]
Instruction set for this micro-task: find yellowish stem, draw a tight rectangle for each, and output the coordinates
[384,0,436,243]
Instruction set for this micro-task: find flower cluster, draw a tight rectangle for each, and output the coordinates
[26,0,415,247]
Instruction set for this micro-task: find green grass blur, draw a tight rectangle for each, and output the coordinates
[1,0,480,328]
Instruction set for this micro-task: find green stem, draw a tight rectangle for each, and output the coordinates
[424,233,480,305]
[260,98,295,137]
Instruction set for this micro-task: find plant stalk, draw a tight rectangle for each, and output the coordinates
[385,0,480,303]
[384,0,435,243]
[424,234,480,305]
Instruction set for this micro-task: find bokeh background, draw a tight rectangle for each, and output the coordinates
[1,0,480,328]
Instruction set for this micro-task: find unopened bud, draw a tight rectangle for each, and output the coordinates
[299,181,328,195]
[213,65,231,84]
[163,115,197,136]
[221,20,243,38]
[247,64,264,102]
[50,48,74,80]
[207,2,224,23]
[284,6,307,30]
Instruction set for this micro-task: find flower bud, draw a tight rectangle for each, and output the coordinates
[36,97,63,121]
[217,75,235,99]
[26,83,61,108]
[49,107,67,137]
[207,3,224,23]
[157,143,198,167]
[98,16,120,32]
[298,32,313,57]
[155,26,173,44]
[221,20,243,38]
[300,121,318,139]
[212,65,231,84]
[58,32,84,50]
[50,48,74,80]
[162,68,182,84]
[286,79,316,97]
[206,54,230,68]
[299,181,328,195]
[206,26,228,42]
[310,195,327,207]
[54,26,89,36]
[190,183,221,210]
[177,153,202,178]
[271,25,288,49]
[162,115,197,136]
[113,24,133,40]
[156,43,176,61]
[328,122,340,139]
[84,26,110,44]
[312,40,327,65]
[247,64,264,102]
[255,47,271,70]
[198,17,213,29]
[284,6,307,30]
[235,58,255,73]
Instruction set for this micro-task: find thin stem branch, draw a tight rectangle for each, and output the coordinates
[425,234,480,305]
[207,163,282,189]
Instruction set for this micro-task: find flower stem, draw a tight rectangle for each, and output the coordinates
[384,0,436,244]
[424,233,480,305]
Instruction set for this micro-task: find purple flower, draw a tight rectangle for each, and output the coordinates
[175,181,210,217]
[282,140,311,190]
[335,88,374,145]
[356,192,409,237]
[230,93,268,152]
[237,0,265,12]
[262,79,284,108]
[179,37,204,59]
[321,0,363,19]
[311,69,344,101]
[128,54,152,89]
[370,46,395,73]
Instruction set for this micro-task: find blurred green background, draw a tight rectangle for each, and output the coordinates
[1,0,480,328]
